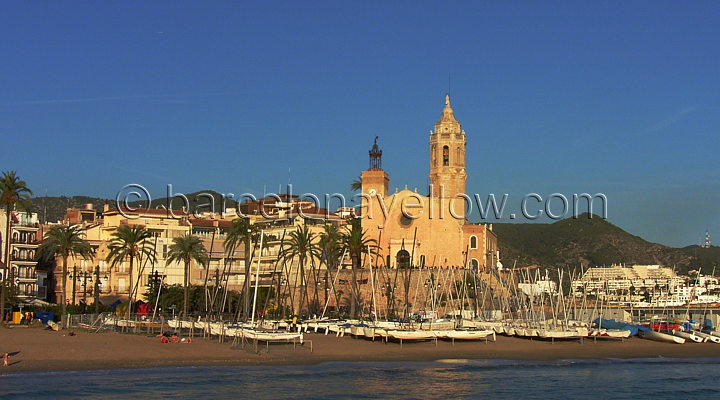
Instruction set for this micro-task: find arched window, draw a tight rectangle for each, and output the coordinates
[470,259,479,271]
[396,249,410,269]
[469,235,478,249]
[442,145,449,166]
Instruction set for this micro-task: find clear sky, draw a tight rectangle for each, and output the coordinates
[2,1,718,247]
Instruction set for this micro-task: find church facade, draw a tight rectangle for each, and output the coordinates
[360,95,498,270]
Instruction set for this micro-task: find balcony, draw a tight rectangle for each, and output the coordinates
[13,222,39,230]
[11,255,37,262]
[12,237,38,244]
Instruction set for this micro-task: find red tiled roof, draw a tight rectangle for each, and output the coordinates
[105,207,187,217]
[290,204,338,217]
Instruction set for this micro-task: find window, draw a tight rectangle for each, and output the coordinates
[470,259,479,271]
[443,146,449,166]
[396,250,411,269]
[470,235,478,249]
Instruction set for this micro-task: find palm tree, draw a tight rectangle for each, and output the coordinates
[281,225,322,316]
[0,171,32,325]
[340,218,377,318]
[106,225,156,324]
[350,175,362,192]
[224,217,257,322]
[37,225,94,326]
[167,233,208,320]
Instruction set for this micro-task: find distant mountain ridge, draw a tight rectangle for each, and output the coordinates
[29,196,110,223]
[29,190,236,222]
[494,213,720,275]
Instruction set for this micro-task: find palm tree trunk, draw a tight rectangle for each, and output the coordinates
[350,253,360,318]
[125,257,134,328]
[183,257,189,320]
[243,238,251,322]
[61,255,68,327]
[298,255,306,316]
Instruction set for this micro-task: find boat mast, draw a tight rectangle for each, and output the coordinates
[250,230,264,325]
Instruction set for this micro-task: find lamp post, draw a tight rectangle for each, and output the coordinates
[82,272,89,305]
[94,265,100,315]
[382,282,396,317]
[70,270,94,309]
[72,265,77,305]
[424,272,441,317]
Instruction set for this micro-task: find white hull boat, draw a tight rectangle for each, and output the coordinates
[387,330,436,341]
[236,329,303,342]
[640,330,685,344]
[694,331,720,344]
[589,329,631,339]
[672,330,704,343]
[538,329,584,340]
[437,329,496,341]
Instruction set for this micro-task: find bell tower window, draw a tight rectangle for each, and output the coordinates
[442,145,449,166]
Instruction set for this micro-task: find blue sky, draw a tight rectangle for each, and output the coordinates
[2,1,718,247]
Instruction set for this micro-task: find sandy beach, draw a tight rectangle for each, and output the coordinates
[2,326,720,372]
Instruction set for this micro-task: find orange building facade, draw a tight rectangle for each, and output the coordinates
[360,96,497,269]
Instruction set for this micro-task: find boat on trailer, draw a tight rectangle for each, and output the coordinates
[436,329,496,341]
[386,329,436,341]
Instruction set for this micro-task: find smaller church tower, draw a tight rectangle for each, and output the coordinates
[429,95,467,217]
[361,137,389,220]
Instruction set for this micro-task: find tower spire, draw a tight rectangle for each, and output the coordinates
[369,136,382,170]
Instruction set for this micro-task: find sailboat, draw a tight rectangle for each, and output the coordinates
[639,329,685,344]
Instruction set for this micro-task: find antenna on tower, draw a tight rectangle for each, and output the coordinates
[703,229,711,248]
[448,72,451,97]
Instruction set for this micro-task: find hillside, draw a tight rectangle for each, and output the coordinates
[125,190,237,214]
[29,196,110,223]
[28,190,236,223]
[493,213,719,275]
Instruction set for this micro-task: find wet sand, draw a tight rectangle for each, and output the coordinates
[2,326,720,372]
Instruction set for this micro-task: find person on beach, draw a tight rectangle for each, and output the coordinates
[3,352,8,367]
[292,316,298,332]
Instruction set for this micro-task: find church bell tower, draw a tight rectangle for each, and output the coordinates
[361,136,389,221]
[429,95,467,213]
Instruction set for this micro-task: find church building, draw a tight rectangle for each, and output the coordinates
[360,95,498,270]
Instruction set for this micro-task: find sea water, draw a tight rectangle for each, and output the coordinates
[2,358,719,399]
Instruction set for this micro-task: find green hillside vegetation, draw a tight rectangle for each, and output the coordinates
[29,196,109,223]
[125,189,237,215]
[493,213,718,275]
[29,190,237,223]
